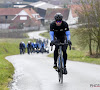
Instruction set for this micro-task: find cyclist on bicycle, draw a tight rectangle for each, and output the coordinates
[50,13,72,74]
[27,41,32,54]
[22,41,26,54]
[19,41,25,54]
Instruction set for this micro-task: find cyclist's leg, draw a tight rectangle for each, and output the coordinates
[27,48,29,53]
[62,45,68,74]
[62,45,68,67]
[22,48,23,54]
[54,45,59,68]
[20,49,22,54]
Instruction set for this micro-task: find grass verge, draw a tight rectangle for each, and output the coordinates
[0,38,34,90]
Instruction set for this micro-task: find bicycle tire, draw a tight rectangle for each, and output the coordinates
[58,56,63,84]
[61,69,63,83]
[60,61,63,84]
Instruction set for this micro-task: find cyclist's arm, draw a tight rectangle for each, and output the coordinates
[23,44,25,48]
[65,31,70,41]
[50,23,54,41]
[64,23,71,41]
[50,31,54,41]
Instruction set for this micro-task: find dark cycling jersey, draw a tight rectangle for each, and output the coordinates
[50,21,70,40]
[19,42,25,49]
[27,43,31,48]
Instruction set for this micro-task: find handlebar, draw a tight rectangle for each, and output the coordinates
[51,43,71,51]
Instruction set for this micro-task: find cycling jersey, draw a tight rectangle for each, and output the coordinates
[19,42,25,49]
[27,43,31,48]
[41,43,45,48]
[50,21,70,41]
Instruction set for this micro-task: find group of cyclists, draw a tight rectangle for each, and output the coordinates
[19,39,49,54]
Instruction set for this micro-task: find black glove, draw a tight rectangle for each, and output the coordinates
[50,40,54,46]
[68,40,72,45]
[50,40,59,46]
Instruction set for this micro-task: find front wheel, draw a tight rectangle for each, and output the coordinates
[58,56,63,84]
[58,68,63,84]
[60,68,63,84]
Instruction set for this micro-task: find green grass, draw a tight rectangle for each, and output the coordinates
[48,50,100,65]
[40,31,100,65]
[0,38,34,90]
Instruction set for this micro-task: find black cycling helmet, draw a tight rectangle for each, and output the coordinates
[54,13,63,21]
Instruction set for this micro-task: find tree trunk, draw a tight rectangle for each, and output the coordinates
[89,33,92,55]
[96,44,98,55]
[98,30,100,54]
[96,29,100,55]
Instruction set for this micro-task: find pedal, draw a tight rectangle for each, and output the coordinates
[55,68,60,72]
[53,66,58,70]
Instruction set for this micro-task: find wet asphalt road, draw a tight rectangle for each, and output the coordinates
[6,53,100,90]
[6,29,100,90]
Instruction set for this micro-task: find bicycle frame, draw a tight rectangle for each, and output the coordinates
[58,46,64,69]
[57,45,64,84]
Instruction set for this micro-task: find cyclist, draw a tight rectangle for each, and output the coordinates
[27,41,32,54]
[31,42,35,53]
[40,41,45,53]
[36,41,39,49]
[35,41,40,53]
[19,42,23,54]
[50,13,72,74]
[22,41,26,54]
[19,41,25,54]
[41,41,45,48]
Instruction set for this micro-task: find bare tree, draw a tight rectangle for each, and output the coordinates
[75,0,100,56]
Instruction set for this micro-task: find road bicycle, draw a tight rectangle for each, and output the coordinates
[51,42,71,84]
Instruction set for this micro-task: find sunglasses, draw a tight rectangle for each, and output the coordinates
[56,21,62,23]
